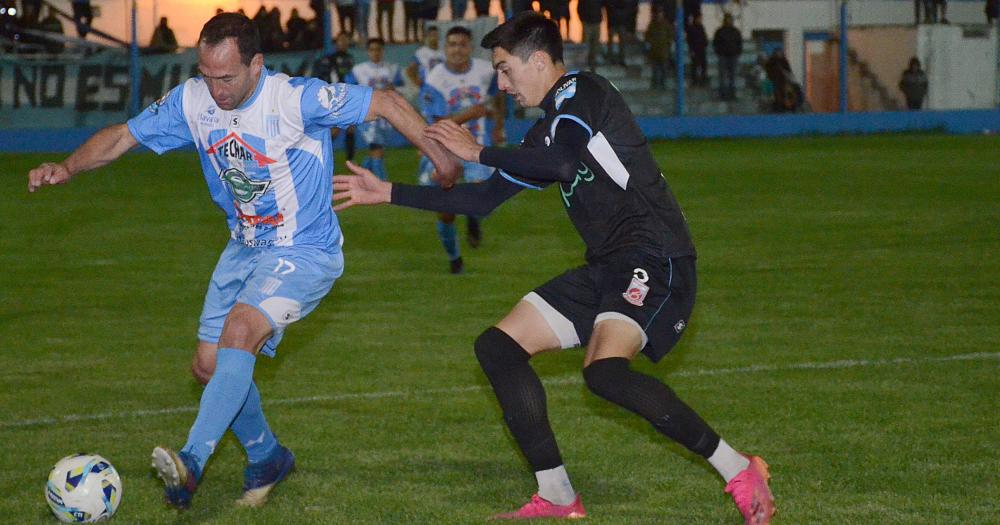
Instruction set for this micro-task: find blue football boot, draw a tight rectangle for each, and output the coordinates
[236,444,296,507]
[151,446,200,509]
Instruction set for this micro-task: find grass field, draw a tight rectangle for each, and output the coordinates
[1,134,998,524]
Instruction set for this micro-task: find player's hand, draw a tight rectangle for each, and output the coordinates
[332,161,392,211]
[429,170,456,190]
[28,162,72,193]
[424,120,483,163]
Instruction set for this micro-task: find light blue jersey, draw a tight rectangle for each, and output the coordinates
[418,58,497,185]
[345,61,404,146]
[127,68,372,355]
[128,68,372,254]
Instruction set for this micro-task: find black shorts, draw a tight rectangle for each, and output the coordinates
[525,252,696,363]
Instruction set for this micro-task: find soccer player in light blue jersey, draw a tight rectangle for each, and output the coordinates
[27,12,458,511]
[345,37,405,181]
[418,25,504,273]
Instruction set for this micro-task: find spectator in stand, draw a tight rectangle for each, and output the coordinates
[286,8,309,50]
[420,0,441,31]
[683,0,702,26]
[712,13,742,100]
[21,0,41,25]
[765,48,798,112]
[646,5,674,90]
[335,0,356,38]
[606,0,638,65]
[71,0,93,38]
[577,0,603,70]
[933,0,948,23]
[38,6,64,54]
[451,0,466,19]
[267,7,285,50]
[899,57,928,110]
[404,0,423,42]
[473,0,490,17]
[376,0,396,43]
[686,13,708,86]
[541,0,571,39]
[511,0,534,14]
[356,0,371,42]
[148,16,179,54]
[989,0,999,24]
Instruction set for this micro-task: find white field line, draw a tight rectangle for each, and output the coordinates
[4,352,998,430]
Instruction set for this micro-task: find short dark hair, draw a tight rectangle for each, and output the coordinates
[447,26,472,40]
[367,37,385,48]
[199,13,260,66]
[481,11,562,63]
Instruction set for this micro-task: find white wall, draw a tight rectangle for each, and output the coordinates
[918,23,999,108]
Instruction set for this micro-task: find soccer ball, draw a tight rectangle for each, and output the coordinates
[45,454,122,523]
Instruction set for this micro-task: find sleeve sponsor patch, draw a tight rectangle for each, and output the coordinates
[554,77,577,110]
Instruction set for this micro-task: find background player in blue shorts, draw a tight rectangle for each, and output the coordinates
[333,12,775,524]
[27,12,458,511]
[345,37,405,181]
[418,25,504,273]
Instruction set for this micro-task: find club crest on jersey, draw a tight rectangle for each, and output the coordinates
[554,77,577,110]
[622,267,650,306]
[148,89,173,114]
[220,168,270,203]
[206,132,276,167]
[318,84,348,110]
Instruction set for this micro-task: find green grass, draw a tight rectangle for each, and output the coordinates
[1,134,998,524]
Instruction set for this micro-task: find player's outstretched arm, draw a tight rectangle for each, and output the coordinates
[28,124,138,192]
[366,89,461,183]
[333,161,393,211]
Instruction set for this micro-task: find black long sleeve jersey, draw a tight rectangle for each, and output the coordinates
[393,70,696,263]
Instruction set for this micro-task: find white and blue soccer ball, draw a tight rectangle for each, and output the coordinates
[45,454,122,523]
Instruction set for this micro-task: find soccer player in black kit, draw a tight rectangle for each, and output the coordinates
[333,12,776,524]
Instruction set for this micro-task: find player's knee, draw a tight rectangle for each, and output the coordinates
[583,357,630,402]
[474,327,530,376]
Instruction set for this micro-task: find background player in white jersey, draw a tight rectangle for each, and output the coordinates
[345,37,405,180]
[27,12,458,511]
[418,25,504,273]
[405,25,444,87]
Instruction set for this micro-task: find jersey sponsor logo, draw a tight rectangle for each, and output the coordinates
[236,205,285,227]
[199,106,220,126]
[623,267,650,307]
[560,163,595,207]
[317,83,348,110]
[220,167,271,204]
[554,77,577,110]
[206,132,277,167]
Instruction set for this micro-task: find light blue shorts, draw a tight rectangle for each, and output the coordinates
[418,156,493,186]
[198,240,344,357]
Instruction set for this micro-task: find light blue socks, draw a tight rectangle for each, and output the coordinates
[181,348,256,473]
